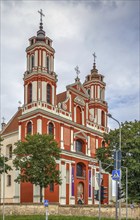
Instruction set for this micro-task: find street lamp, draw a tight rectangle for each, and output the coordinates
[107,113,121,220]
[0,153,5,220]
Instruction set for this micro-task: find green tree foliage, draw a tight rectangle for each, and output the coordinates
[0,136,12,174]
[96,120,140,203]
[13,134,62,202]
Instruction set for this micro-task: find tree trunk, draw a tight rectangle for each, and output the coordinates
[40,185,43,203]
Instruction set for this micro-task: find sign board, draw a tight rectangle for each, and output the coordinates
[112,170,121,181]
[44,199,49,207]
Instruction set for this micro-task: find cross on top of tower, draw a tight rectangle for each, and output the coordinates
[2,116,5,123]
[93,52,97,63]
[75,65,80,78]
[38,9,45,30]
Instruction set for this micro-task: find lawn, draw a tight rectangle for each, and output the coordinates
[0,216,129,220]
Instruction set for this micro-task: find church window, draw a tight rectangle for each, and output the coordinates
[87,89,91,97]
[46,56,50,73]
[7,175,11,186]
[76,163,85,178]
[27,121,32,134]
[31,55,34,69]
[28,83,32,103]
[101,111,105,127]
[6,145,12,159]
[76,140,83,153]
[48,122,54,135]
[76,106,82,124]
[47,84,52,104]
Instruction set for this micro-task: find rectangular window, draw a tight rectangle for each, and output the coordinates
[50,182,54,192]
[7,175,11,186]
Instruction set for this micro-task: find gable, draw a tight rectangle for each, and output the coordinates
[66,81,88,99]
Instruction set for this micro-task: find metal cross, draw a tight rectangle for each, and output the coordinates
[2,117,5,123]
[38,9,45,23]
[93,52,97,63]
[75,66,80,78]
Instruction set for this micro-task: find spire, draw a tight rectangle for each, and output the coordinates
[92,52,97,70]
[75,65,80,82]
[91,52,98,74]
[38,9,45,30]
[37,9,45,40]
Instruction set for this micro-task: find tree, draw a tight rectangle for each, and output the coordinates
[13,134,62,202]
[0,136,12,174]
[96,120,140,203]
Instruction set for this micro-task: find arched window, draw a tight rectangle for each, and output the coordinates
[31,55,34,69]
[76,106,82,124]
[48,122,54,135]
[6,145,12,159]
[28,83,32,103]
[76,163,85,178]
[87,89,91,97]
[46,56,50,73]
[102,141,105,148]
[76,140,83,153]
[101,111,105,127]
[27,121,32,134]
[47,84,52,104]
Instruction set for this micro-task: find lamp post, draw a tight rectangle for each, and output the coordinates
[0,153,5,220]
[107,113,121,220]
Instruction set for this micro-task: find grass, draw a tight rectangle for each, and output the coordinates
[0,216,131,220]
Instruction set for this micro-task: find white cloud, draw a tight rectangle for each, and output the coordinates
[0,0,139,128]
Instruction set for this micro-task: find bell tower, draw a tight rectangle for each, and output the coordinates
[83,53,108,129]
[23,10,57,113]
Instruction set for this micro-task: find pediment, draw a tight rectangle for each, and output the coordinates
[74,96,85,106]
[74,131,88,140]
[66,81,88,99]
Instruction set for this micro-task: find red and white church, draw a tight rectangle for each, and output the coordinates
[1,11,112,205]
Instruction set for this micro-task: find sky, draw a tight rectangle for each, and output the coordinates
[0,0,139,129]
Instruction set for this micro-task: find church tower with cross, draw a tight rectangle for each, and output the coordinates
[23,9,57,115]
[1,10,111,206]
[83,53,108,129]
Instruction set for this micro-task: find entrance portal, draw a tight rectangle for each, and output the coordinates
[77,182,84,204]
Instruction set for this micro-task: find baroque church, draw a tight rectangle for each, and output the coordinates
[0,10,112,205]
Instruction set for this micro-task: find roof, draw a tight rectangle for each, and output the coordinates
[57,91,66,104]
[1,108,22,136]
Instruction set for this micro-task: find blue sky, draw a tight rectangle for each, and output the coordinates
[0,0,139,129]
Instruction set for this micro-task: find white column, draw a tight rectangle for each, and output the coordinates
[59,163,66,205]
[27,54,30,71]
[37,119,42,134]
[32,81,37,102]
[42,81,46,102]
[98,109,101,125]
[91,85,94,99]
[96,139,98,149]
[86,103,88,120]
[82,109,84,125]
[42,51,46,67]
[70,129,74,151]
[52,85,54,105]
[60,125,64,149]
[74,106,76,122]
[39,49,41,66]
[18,125,21,140]
[50,55,54,72]
[25,85,27,105]
[98,86,100,99]
[35,50,38,67]
[87,136,91,156]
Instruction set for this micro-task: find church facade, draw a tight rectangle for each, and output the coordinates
[0,12,112,205]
